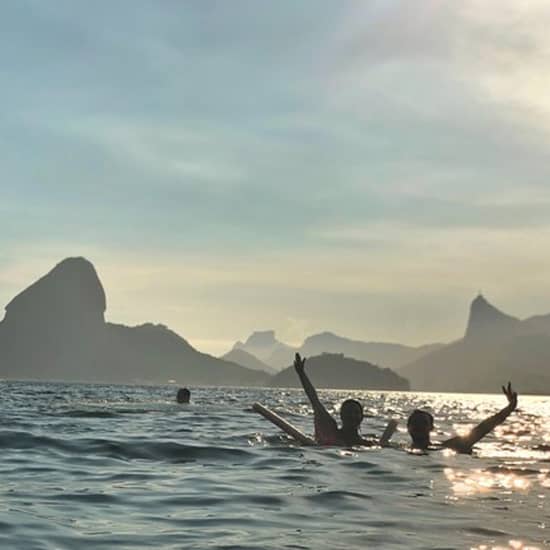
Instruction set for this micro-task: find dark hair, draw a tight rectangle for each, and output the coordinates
[176,387,190,403]
[340,399,363,424]
[407,409,434,430]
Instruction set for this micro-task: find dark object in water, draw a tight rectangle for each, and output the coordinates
[176,387,190,404]
[252,402,316,446]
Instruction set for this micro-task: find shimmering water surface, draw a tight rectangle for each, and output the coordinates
[1,381,549,549]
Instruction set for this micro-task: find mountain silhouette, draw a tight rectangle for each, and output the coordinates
[520,313,550,334]
[232,330,442,371]
[220,348,276,374]
[271,353,410,390]
[465,293,520,339]
[400,294,550,394]
[0,257,268,385]
[232,330,295,370]
[5,256,106,328]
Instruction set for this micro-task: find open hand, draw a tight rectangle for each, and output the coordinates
[502,381,518,411]
[294,353,306,373]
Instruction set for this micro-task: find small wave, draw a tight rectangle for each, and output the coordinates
[83,439,255,463]
[466,526,511,537]
[485,465,543,476]
[0,430,255,463]
[242,494,287,506]
[46,491,122,504]
[0,431,76,454]
[47,407,163,418]
[63,410,121,418]
[304,490,373,504]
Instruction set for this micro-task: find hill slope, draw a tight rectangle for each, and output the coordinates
[270,353,410,390]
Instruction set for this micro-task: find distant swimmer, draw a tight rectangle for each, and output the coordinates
[176,387,190,404]
[294,353,396,447]
[407,382,518,454]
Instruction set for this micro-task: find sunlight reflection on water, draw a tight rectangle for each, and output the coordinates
[445,467,533,496]
[470,542,542,550]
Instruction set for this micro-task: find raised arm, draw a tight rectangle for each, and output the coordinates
[294,353,331,418]
[444,382,518,453]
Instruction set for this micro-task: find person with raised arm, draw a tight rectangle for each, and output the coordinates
[407,382,518,453]
[294,353,397,447]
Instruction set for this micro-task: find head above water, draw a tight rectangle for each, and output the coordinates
[340,399,364,429]
[176,387,190,404]
[407,409,434,445]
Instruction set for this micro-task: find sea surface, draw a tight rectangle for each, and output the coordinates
[1,381,549,550]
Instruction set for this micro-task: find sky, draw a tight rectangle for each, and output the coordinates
[2,0,550,355]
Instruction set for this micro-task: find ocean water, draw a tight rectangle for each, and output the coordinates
[1,381,548,550]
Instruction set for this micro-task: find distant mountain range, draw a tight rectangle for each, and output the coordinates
[228,294,550,394]
[400,294,550,394]
[4,257,550,394]
[0,258,268,386]
[271,353,410,390]
[229,330,443,371]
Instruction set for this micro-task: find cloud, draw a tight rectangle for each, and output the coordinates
[327,1,550,133]
[58,116,247,187]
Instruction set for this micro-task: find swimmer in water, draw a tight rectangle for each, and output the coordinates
[294,353,396,446]
[407,382,518,454]
[176,387,190,404]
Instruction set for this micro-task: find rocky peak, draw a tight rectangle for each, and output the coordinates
[464,294,519,339]
[4,257,106,327]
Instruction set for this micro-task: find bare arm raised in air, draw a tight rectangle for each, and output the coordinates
[294,353,338,441]
[443,382,518,454]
